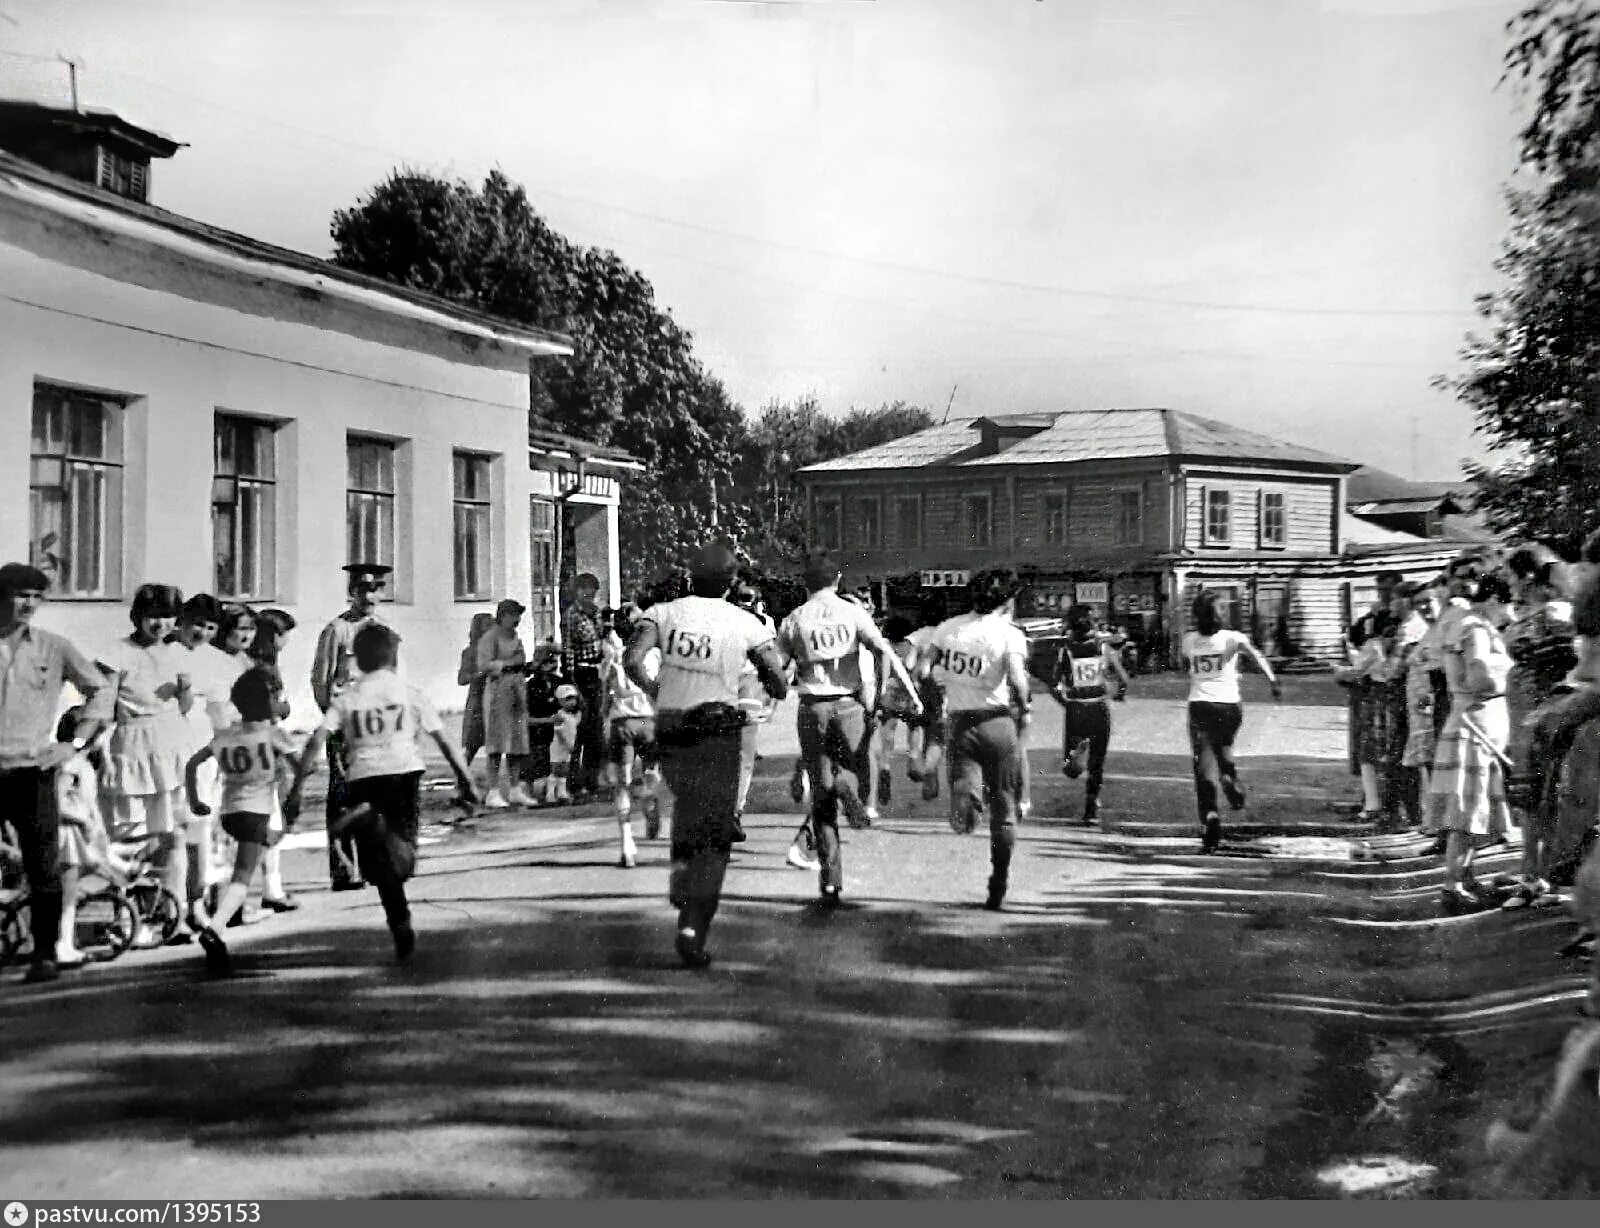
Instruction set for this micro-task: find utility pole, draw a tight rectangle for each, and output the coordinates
[58,55,81,113]
[941,383,958,424]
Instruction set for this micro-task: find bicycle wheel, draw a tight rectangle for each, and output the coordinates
[129,883,184,944]
[76,890,137,960]
[0,897,33,967]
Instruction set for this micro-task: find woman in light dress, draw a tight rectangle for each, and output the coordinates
[478,599,533,809]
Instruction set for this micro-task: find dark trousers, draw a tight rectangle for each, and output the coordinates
[796,695,870,893]
[1061,699,1112,798]
[343,770,423,931]
[324,732,361,886]
[657,716,743,944]
[0,767,60,964]
[1188,701,1243,823]
[569,666,606,794]
[947,711,1023,889]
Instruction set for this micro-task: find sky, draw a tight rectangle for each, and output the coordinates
[0,0,1532,480]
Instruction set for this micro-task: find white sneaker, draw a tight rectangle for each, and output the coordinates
[864,805,880,822]
[482,789,511,810]
[787,844,820,871]
[507,786,535,808]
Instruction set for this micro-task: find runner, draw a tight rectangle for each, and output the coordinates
[1181,590,1282,855]
[922,569,1031,910]
[603,603,657,868]
[623,542,787,967]
[777,551,922,906]
[1052,605,1131,826]
[184,668,301,975]
[310,562,393,892]
[730,580,777,835]
[286,625,478,961]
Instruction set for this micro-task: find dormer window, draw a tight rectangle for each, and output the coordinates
[96,147,149,202]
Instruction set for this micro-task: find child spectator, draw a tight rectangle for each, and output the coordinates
[52,710,133,968]
[184,669,301,975]
[523,644,563,802]
[250,608,299,913]
[548,684,582,805]
[283,626,477,962]
[603,604,657,866]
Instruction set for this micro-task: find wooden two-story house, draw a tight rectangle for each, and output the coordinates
[795,409,1461,664]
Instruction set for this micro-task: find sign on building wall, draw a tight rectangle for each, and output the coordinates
[921,569,972,588]
[1075,582,1109,605]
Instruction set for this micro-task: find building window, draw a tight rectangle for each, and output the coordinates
[1043,493,1068,546]
[1204,488,1232,544]
[29,383,125,599]
[814,497,842,551]
[1260,491,1287,547]
[347,436,397,570]
[1114,489,1143,546]
[212,415,278,600]
[852,496,882,550]
[896,495,922,549]
[97,147,149,202]
[963,493,992,549]
[453,452,493,600]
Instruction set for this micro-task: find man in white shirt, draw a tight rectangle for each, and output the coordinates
[625,542,788,968]
[921,569,1032,910]
[777,552,921,906]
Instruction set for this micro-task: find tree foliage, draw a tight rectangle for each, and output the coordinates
[1445,0,1600,552]
[330,169,743,593]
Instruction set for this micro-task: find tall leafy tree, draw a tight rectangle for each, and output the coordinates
[330,169,746,592]
[1445,0,1600,552]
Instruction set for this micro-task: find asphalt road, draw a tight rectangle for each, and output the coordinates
[1,683,1596,1199]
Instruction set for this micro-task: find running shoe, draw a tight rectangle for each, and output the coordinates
[950,791,982,836]
[819,885,843,908]
[985,875,1007,911]
[261,895,300,913]
[507,785,536,808]
[787,844,820,871]
[1200,811,1223,854]
[197,926,231,976]
[482,789,511,810]
[1222,775,1247,811]
[839,789,873,829]
[731,811,748,844]
[675,926,711,968]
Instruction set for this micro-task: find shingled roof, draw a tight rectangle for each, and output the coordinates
[797,408,1358,475]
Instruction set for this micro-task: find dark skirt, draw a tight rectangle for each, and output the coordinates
[1355,678,1407,768]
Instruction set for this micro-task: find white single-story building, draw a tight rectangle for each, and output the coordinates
[0,103,597,723]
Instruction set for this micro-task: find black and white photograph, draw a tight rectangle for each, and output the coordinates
[1,0,1598,1202]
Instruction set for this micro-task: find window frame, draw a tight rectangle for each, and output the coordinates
[1203,487,1232,545]
[962,492,993,550]
[212,412,279,602]
[29,382,127,601]
[452,450,495,602]
[813,496,843,552]
[1259,490,1287,548]
[853,494,882,550]
[895,494,922,550]
[1113,488,1144,546]
[1042,492,1069,547]
[346,434,398,573]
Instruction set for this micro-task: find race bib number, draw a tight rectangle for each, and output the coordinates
[664,627,716,666]
[1071,657,1103,688]
[217,738,274,776]
[804,622,854,661]
[942,647,986,679]
[346,703,407,741]
[1191,653,1223,676]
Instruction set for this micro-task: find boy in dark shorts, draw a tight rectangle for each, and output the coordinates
[284,625,477,961]
[184,668,301,974]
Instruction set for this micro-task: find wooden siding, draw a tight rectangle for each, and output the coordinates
[1014,465,1173,566]
[804,477,1013,577]
[1182,474,1335,553]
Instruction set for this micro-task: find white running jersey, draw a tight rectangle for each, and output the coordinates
[1183,630,1251,704]
[211,721,299,815]
[779,591,883,698]
[318,670,444,781]
[645,596,773,714]
[606,650,656,722]
[931,612,1028,713]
